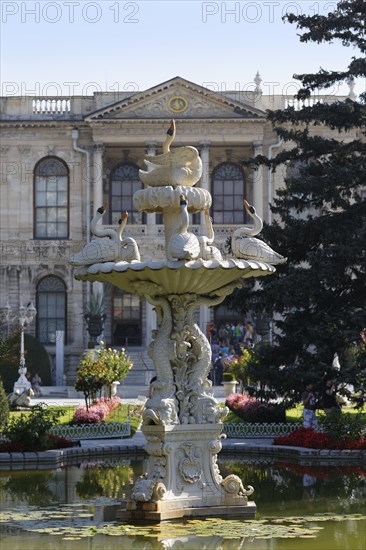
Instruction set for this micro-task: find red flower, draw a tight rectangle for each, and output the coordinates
[274,427,366,450]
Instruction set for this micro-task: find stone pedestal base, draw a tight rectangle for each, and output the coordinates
[117,501,256,522]
[13,379,31,394]
[117,423,256,522]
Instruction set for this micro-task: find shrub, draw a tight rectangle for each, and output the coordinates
[0,332,52,393]
[0,433,75,452]
[0,377,9,430]
[96,343,133,386]
[223,372,236,382]
[75,352,105,408]
[72,396,121,425]
[226,347,253,385]
[318,410,366,442]
[46,434,76,449]
[4,404,65,451]
[226,393,286,423]
[75,343,133,408]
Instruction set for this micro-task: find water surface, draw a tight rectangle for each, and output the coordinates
[0,457,365,549]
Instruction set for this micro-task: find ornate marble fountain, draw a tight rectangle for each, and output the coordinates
[71,121,284,521]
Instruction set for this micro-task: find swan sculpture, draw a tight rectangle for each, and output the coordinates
[139,120,202,187]
[70,203,140,266]
[198,210,223,261]
[167,194,200,261]
[231,200,287,265]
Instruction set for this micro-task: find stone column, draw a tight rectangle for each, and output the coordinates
[252,141,264,220]
[145,142,157,234]
[93,142,104,210]
[92,142,105,301]
[199,141,211,338]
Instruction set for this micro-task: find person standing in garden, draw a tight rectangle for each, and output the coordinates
[322,377,341,415]
[302,381,318,429]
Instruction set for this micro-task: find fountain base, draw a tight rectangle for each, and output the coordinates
[117,423,256,521]
[117,501,256,522]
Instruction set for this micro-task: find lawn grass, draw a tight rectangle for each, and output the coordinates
[9,406,77,425]
[225,403,366,425]
[8,403,142,437]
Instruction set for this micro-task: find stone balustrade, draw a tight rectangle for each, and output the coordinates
[223,422,301,438]
[0,94,349,120]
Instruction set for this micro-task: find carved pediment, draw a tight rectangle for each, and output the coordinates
[86,77,264,121]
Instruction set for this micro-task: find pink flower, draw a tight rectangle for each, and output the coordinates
[72,396,122,424]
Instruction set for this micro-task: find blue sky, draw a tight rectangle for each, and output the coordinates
[0,1,360,97]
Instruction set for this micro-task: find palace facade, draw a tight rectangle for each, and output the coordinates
[0,76,355,384]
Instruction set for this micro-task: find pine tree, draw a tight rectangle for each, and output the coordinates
[228,0,366,403]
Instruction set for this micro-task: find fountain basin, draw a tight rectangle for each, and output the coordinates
[75,258,275,295]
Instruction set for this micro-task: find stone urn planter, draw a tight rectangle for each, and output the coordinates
[103,381,120,398]
[223,379,238,396]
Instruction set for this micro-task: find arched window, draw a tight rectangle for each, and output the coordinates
[112,289,142,346]
[36,276,66,344]
[109,163,144,224]
[212,162,245,224]
[34,157,69,239]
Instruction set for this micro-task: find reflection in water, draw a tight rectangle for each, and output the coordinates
[303,473,317,502]
[76,460,135,500]
[0,457,365,549]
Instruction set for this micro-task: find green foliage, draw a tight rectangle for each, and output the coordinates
[75,352,105,406]
[76,463,134,500]
[1,471,56,506]
[237,343,301,407]
[96,342,133,386]
[0,332,52,393]
[85,292,105,316]
[0,377,9,431]
[222,372,236,382]
[318,410,366,442]
[226,0,366,405]
[75,342,133,407]
[227,347,254,386]
[5,404,64,451]
[0,330,21,393]
[23,334,52,386]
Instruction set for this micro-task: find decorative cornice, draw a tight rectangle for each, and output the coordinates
[87,118,266,125]
[0,120,87,129]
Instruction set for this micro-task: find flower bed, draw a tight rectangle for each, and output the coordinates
[226,393,286,423]
[72,396,122,425]
[273,427,366,450]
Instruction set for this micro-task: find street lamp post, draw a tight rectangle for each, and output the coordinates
[3,303,37,393]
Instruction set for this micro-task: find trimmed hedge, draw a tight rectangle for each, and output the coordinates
[0,333,52,393]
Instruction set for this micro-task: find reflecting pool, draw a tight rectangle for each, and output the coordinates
[0,457,365,549]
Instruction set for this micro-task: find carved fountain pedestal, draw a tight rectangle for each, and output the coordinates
[73,124,277,521]
[126,423,254,521]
